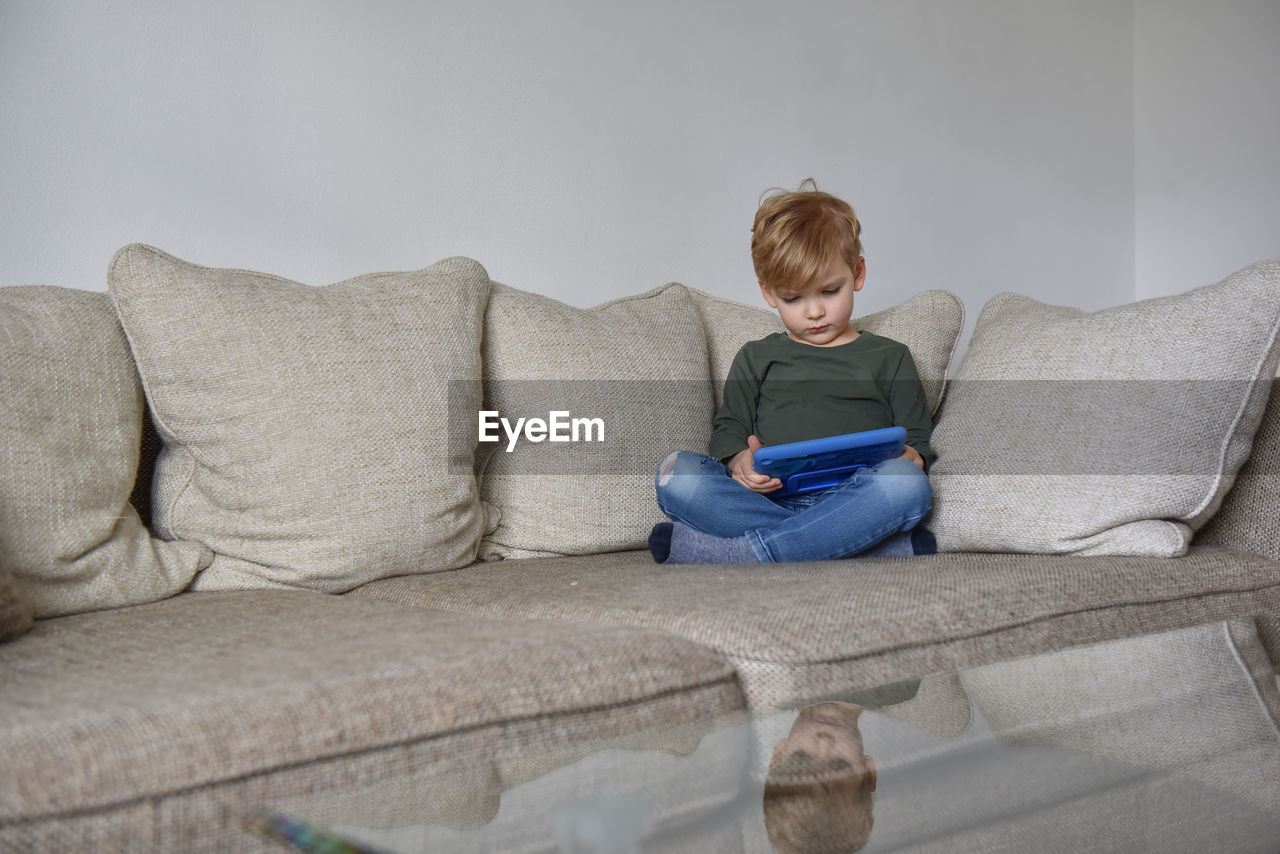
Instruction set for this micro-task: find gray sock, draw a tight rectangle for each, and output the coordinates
[665,522,759,564]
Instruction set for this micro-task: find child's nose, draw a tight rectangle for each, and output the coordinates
[805,299,824,318]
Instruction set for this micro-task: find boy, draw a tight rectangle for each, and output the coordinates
[763,701,877,854]
[649,182,935,564]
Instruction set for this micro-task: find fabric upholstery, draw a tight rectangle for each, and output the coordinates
[1198,378,1280,560]
[929,259,1280,556]
[1198,378,1280,668]
[687,286,963,415]
[0,569,33,642]
[0,286,210,617]
[108,245,491,592]
[477,282,714,558]
[348,546,1280,709]
[0,590,744,852]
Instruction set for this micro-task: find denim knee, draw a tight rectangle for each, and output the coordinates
[874,458,933,520]
[655,450,722,515]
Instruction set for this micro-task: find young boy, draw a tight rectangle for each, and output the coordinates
[649,183,935,564]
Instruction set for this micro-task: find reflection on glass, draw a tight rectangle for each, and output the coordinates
[763,701,877,854]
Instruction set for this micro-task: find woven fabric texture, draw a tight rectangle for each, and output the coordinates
[109,245,491,592]
[0,569,33,642]
[348,546,1280,708]
[0,286,211,618]
[687,286,963,415]
[477,282,714,558]
[1198,378,1280,559]
[0,590,743,843]
[930,258,1280,556]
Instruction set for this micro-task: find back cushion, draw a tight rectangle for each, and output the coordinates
[477,283,714,558]
[929,259,1280,557]
[0,286,211,617]
[109,245,492,592]
[1196,378,1280,559]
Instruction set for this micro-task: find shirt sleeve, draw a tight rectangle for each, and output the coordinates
[886,346,936,469]
[708,345,760,462]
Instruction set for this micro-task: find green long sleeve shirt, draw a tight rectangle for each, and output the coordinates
[708,330,936,468]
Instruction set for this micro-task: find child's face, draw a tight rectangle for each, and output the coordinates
[760,255,865,347]
[769,701,877,790]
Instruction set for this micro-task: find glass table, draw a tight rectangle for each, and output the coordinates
[256,619,1280,853]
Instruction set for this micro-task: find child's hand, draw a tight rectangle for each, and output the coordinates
[729,435,783,493]
[899,444,925,470]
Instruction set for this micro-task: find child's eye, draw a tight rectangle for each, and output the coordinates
[823,288,841,296]
[782,296,801,304]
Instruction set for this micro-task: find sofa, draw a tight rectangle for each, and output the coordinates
[2,244,1279,852]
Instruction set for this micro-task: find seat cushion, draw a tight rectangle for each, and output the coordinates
[108,245,492,593]
[348,547,1280,709]
[0,591,743,852]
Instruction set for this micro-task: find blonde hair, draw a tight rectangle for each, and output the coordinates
[762,754,874,854]
[751,179,863,291]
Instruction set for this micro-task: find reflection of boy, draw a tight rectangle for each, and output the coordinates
[650,182,935,564]
[763,702,877,854]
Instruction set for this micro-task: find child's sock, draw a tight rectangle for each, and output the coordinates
[910,526,938,555]
[648,523,674,562]
[649,522,757,564]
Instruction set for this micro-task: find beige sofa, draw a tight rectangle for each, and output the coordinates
[2,246,1279,851]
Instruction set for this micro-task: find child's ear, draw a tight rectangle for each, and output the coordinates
[759,280,779,308]
[853,257,867,292]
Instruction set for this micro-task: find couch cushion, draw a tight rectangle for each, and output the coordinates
[1197,378,1280,560]
[0,590,744,851]
[477,282,714,559]
[929,258,1280,556]
[0,286,211,617]
[108,245,492,592]
[348,547,1280,709]
[688,286,963,415]
[1196,378,1280,668]
[0,569,33,643]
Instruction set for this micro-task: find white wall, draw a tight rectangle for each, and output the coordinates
[1134,0,1280,300]
[2,0,1135,344]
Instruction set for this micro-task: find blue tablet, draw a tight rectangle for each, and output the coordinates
[752,426,907,496]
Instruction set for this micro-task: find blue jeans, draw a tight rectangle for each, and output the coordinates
[654,451,932,563]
